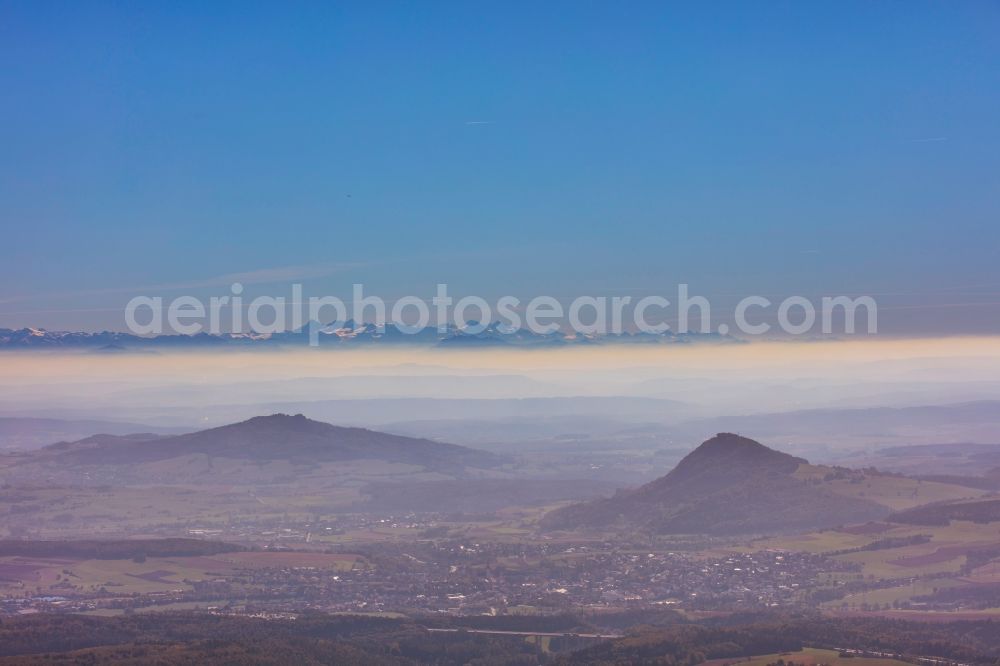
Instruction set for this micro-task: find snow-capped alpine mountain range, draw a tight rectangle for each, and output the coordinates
[0,323,734,350]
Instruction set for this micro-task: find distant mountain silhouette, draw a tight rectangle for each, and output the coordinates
[39,413,501,472]
[0,416,188,451]
[543,433,887,535]
[0,325,734,350]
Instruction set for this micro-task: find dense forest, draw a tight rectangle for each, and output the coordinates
[0,538,244,560]
[559,614,1000,666]
[888,499,1000,526]
[1,611,999,665]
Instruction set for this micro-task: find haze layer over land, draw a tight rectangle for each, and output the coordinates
[3,336,1000,461]
[2,336,998,409]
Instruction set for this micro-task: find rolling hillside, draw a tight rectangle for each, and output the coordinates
[4,414,503,483]
[543,434,984,536]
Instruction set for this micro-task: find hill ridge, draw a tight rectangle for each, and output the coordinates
[29,413,502,473]
[544,433,886,535]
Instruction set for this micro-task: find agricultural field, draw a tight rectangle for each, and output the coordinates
[964,556,1000,583]
[0,550,364,597]
[750,520,1000,576]
[727,517,1000,614]
[792,465,985,511]
[821,578,967,610]
[702,647,912,666]
[1,483,366,538]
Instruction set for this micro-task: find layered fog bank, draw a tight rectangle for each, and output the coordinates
[2,336,1000,462]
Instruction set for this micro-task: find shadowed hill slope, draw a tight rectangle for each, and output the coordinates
[35,413,501,472]
[544,433,887,535]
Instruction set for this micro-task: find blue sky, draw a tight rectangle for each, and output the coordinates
[1,1,998,333]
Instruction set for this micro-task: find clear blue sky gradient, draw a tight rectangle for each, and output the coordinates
[1,1,998,332]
